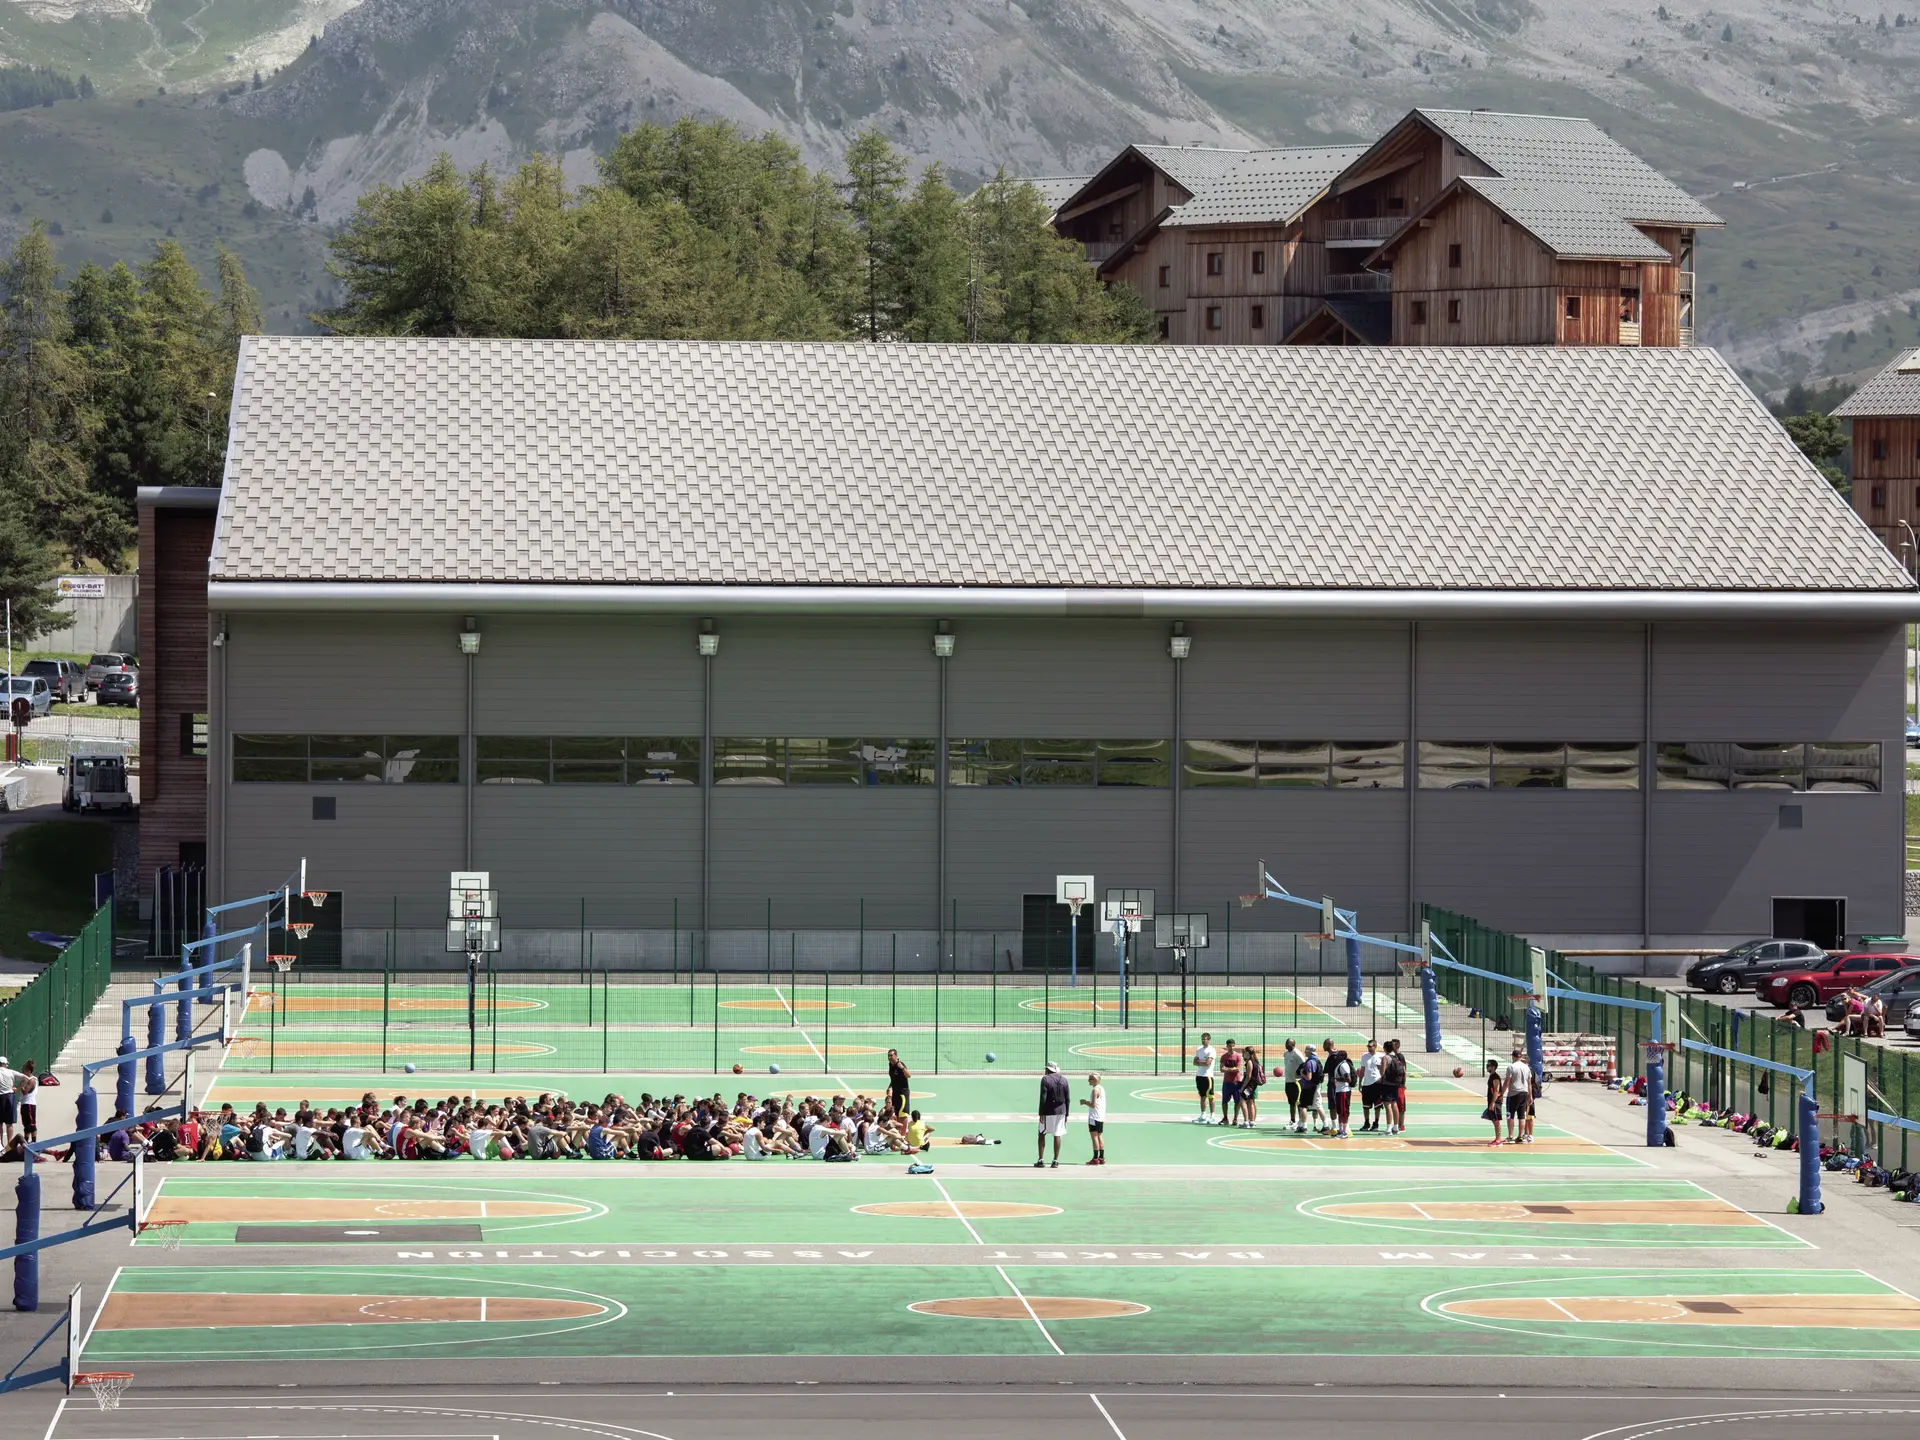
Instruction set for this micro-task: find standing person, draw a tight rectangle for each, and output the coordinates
[885,1049,911,1118]
[1324,1041,1354,1139]
[1296,1043,1325,1134]
[1218,1039,1243,1128]
[1358,1039,1384,1132]
[1483,1059,1506,1146]
[1191,1032,1218,1124]
[1080,1073,1108,1165]
[1503,1047,1534,1145]
[1036,1061,1071,1169]
[1281,1039,1303,1131]
[15,1060,37,1143]
[1239,1045,1264,1128]
[1381,1038,1408,1136]
[0,1055,16,1148]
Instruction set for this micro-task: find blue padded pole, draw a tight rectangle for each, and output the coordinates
[1645,1050,1667,1148]
[1345,934,1362,1007]
[72,1089,97,1211]
[1420,964,1442,1053]
[1796,1089,1824,1215]
[175,953,193,1043]
[144,1001,165,1094]
[1525,1005,1545,1084]
[113,1035,135,1119]
[13,1169,39,1312]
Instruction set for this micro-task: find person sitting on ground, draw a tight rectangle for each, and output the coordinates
[905,1109,933,1153]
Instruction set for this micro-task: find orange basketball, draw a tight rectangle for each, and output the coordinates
[1452,1066,1465,1077]
[732,1063,743,1074]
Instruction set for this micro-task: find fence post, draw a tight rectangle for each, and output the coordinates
[891,935,898,1026]
[381,931,390,1072]
[824,969,832,1075]
[765,899,772,989]
[602,967,610,1072]
[859,900,865,981]
[712,967,720,1072]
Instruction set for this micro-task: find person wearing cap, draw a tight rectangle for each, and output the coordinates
[0,1055,16,1147]
[1036,1061,1071,1169]
[1503,1047,1534,1145]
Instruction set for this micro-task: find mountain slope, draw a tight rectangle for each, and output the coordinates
[4,0,1919,389]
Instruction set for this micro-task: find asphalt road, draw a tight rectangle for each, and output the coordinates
[21,1386,1920,1440]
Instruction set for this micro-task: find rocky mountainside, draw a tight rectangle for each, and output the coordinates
[5,0,1920,390]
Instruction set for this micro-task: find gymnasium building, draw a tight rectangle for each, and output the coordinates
[192,337,1915,968]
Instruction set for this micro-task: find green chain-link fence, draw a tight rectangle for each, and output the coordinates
[0,899,113,1073]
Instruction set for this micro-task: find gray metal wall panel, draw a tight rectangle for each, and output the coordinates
[226,785,464,926]
[1418,623,1644,737]
[1415,792,1643,933]
[1649,792,1903,935]
[1181,621,1408,734]
[1652,623,1903,738]
[948,620,1173,734]
[711,620,938,733]
[946,788,1171,930]
[710,790,936,931]
[474,617,702,731]
[226,614,464,730]
[474,788,702,920]
[1180,790,1408,925]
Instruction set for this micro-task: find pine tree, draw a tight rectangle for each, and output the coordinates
[840,128,908,339]
[0,513,69,640]
[890,164,969,342]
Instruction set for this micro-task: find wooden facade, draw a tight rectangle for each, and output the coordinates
[1064,111,1710,351]
[1850,417,1920,556]
[136,489,217,889]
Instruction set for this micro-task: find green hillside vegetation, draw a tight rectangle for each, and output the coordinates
[0,63,89,110]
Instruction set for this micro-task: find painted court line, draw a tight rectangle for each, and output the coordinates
[931,1178,986,1245]
[994,1264,1065,1356]
[1090,1392,1129,1439]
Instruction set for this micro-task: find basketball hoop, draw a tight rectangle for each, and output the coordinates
[1398,957,1427,980]
[73,1372,133,1410]
[267,954,296,973]
[1639,1040,1676,1063]
[301,890,328,908]
[1510,992,1540,1010]
[289,922,314,940]
[138,1219,187,1251]
[1237,894,1261,909]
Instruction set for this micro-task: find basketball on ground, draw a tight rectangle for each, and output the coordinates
[733,1063,743,1074]
[404,1062,417,1074]
[1453,1066,1464,1077]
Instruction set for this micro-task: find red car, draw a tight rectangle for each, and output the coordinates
[1759,953,1920,1009]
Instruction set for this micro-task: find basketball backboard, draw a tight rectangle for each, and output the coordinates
[1102,888,1156,924]
[1154,913,1210,950]
[447,916,502,953]
[1055,875,1094,912]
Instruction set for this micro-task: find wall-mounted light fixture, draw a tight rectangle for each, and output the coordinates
[459,616,482,655]
[933,620,955,658]
[698,619,719,657]
[1168,622,1191,660]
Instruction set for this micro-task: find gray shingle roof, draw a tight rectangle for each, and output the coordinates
[1417,109,1722,228]
[1023,175,1091,216]
[214,338,1904,592]
[1164,145,1370,228]
[1457,176,1672,260]
[1834,350,1920,418]
[1128,145,1253,195]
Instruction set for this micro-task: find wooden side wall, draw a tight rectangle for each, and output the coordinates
[1852,417,1920,554]
[137,505,215,887]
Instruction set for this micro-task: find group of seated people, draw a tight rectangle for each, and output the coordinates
[1834,988,1891,1039]
[119,1090,935,1163]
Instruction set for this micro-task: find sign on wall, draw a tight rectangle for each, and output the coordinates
[55,577,108,599]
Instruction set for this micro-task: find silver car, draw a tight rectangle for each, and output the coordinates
[85,652,136,692]
[2,674,53,718]
[1907,999,1920,1042]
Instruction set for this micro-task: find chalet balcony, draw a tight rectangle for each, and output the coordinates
[1326,272,1392,295]
[1325,217,1406,248]
[1677,270,1695,294]
[1619,321,1642,347]
[1081,240,1123,265]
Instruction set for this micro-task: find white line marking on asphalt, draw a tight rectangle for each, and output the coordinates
[931,1178,984,1245]
[1090,1393,1129,1438]
[994,1265,1064,1356]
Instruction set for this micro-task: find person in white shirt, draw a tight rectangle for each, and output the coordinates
[1503,1049,1534,1144]
[1358,1040,1385,1133]
[340,1123,374,1160]
[1080,1073,1108,1166]
[0,1056,17,1146]
[1191,1033,1218,1124]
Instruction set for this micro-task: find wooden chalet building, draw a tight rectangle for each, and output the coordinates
[1835,350,1920,565]
[1053,109,1720,350]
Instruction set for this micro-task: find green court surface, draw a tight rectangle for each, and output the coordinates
[140,1172,1800,1249]
[84,1263,1920,1362]
[227,978,1407,1075]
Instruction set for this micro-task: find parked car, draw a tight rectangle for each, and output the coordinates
[96,670,139,707]
[1906,999,1920,1042]
[0,674,52,719]
[22,657,85,702]
[1908,718,1920,746]
[1825,966,1920,1023]
[1759,953,1920,1010]
[1685,938,1830,995]
[84,652,136,693]
[60,746,132,812]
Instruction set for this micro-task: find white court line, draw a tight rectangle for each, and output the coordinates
[930,1178,984,1245]
[1089,1393,1129,1439]
[1545,1297,1583,1322]
[994,1264,1065,1356]
[770,987,834,1078]
[478,1295,486,1323]
[38,1397,64,1440]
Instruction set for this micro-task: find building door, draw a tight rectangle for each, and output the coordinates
[1021,894,1096,972]
[1773,897,1845,951]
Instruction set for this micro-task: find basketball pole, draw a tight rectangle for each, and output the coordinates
[466,943,479,1071]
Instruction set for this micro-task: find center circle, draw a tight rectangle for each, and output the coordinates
[853,1201,1062,1219]
[909,1296,1148,1320]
